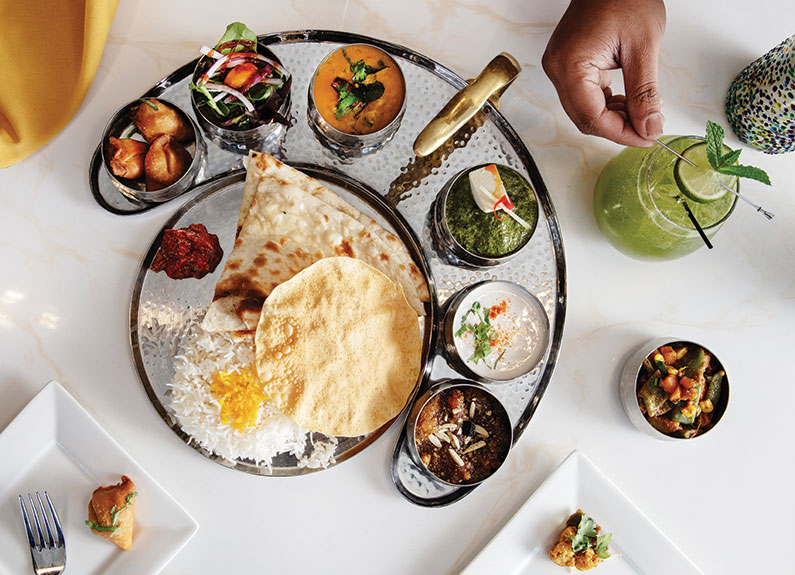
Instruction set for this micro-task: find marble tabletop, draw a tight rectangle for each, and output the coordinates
[1,1,793,573]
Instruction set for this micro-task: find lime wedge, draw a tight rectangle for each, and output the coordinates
[674,143,737,203]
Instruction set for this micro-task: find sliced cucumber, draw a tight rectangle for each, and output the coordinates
[673,143,737,204]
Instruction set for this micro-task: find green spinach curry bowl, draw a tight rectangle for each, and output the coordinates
[432,164,539,268]
[620,338,730,441]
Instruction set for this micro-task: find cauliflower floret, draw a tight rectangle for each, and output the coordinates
[548,526,577,567]
[548,516,609,571]
[573,547,604,571]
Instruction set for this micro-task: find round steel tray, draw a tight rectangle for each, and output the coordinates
[104,30,566,503]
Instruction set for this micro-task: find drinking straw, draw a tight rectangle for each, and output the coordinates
[677,196,713,249]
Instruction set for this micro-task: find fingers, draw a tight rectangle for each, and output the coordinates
[549,62,656,148]
[542,0,667,148]
[621,35,665,140]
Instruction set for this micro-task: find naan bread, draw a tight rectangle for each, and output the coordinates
[202,152,428,332]
[255,258,422,437]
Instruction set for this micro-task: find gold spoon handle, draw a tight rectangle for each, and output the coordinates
[413,52,521,157]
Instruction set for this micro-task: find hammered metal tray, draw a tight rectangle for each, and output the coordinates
[106,30,565,499]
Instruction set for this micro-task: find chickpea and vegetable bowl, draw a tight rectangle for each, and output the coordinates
[635,342,728,439]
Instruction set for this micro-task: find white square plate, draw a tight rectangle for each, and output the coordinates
[461,450,702,575]
[0,381,198,575]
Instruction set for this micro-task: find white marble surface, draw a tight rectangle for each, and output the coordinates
[1,1,794,573]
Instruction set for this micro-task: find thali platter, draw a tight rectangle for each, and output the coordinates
[114,30,565,501]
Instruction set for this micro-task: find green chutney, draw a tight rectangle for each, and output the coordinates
[444,165,538,258]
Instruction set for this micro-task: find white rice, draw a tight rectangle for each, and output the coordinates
[169,325,337,469]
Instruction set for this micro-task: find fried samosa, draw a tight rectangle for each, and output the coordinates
[107,137,149,179]
[86,475,138,551]
[144,134,192,190]
[130,98,192,142]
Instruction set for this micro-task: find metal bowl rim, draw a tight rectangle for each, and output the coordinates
[442,280,551,383]
[435,163,539,266]
[621,336,730,441]
[100,99,203,201]
[307,43,408,141]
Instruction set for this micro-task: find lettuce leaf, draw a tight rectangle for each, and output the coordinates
[216,22,257,53]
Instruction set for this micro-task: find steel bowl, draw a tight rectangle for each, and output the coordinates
[442,281,550,383]
[406,379,512,487]
[190,44,292,155]
[619,337,730,441]
[431,164,539,268]
[101,100,206,204]
[307,44,406,158]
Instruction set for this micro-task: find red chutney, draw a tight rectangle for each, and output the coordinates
[150,223,223,280]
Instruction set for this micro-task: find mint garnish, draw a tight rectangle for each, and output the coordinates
[704,120,771,185]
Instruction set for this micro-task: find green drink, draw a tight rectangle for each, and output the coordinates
[593,136,738,260]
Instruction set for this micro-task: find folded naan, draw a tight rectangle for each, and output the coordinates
[202,153,429,332]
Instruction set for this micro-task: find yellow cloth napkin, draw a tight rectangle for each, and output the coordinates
[0,0,118,169]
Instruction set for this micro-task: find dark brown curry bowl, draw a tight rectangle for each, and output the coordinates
[619,337,730,441]
[101,99,206,204]
[406,379,512,487]
[307,44,406,156]
[431,165,539,269]
[190,44,292,155]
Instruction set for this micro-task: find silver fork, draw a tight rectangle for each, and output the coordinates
[18,492,66,575]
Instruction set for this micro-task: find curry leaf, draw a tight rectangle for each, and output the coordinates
[360,82,385,103]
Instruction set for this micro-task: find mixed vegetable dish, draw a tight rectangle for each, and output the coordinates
[636,342,725,438]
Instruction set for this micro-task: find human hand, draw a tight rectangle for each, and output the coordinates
[542,0,667,148]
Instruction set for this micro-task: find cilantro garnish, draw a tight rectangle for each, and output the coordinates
[492,349,506,370]
[567,512,611,559]
[595,533,612,559]
[332,50,388,119]
[342,49,387,82]
[454,302,503,368]
[84,519,120,532]
[138,98,159,111]
[85,491,137,533]
[705,120,771,185]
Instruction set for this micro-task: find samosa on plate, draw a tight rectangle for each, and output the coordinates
[85,475,137,551]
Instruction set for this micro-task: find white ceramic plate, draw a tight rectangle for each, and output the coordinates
[460,450,702,575]
[0,381,198,575]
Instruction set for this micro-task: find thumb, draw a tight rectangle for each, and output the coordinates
[622,45,664,140]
